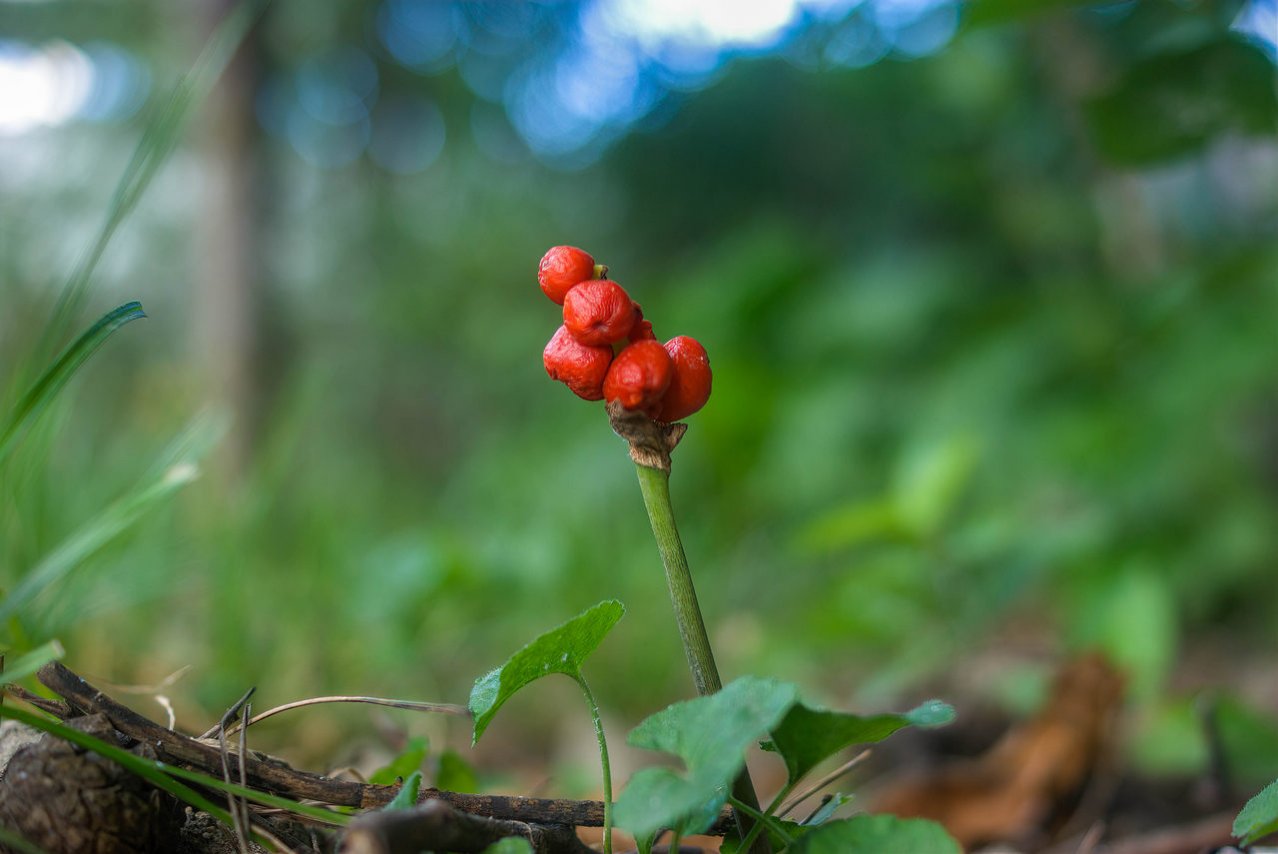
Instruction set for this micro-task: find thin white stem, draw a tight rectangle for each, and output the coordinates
[197,695,469,740]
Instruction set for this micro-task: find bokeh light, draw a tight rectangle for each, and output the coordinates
[376,0,458,73]
[0,40,94,135]
[1234,0,1278,60]
[0,38,150,136]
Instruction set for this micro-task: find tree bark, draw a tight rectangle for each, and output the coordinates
[194,0,267,480]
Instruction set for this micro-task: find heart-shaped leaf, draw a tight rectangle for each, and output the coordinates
[470,600,624,744]
[1235,778,1278,845]
[768,698,955,786]
[614,676,799,838]
[789,814,961,853]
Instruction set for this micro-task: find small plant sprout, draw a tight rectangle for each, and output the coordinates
[469,600,625,854]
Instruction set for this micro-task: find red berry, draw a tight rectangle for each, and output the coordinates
[538,246,596,305]
[655,336,712,422]
[604,340,673,417]
[563,279,638,347]
[628,302,656,343]
[544,324,613,401]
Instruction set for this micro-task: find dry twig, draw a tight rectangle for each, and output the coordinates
[32,662,737,840]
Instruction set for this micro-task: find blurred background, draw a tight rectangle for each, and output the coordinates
[2,0,1277,797]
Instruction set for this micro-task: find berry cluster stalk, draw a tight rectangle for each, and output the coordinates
[631,460,771,854]
[634,464,720,696]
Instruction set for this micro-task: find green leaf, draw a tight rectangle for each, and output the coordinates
[892,435,977,539]
[615,769,730,841]
[1235,778,1278,845]
[632,830,655,854]
[384,771,422,811]
[1069,566,1175,701]
[0,641,65,685]
[767,699,955,786]
[613,676,799,838]
[469,600,624,744]
[1217,697,1278,786]
[367,736,428,786]
[480,839,534,854]
[0,414,221,625]
[1085,39,1278,166]
[0,302,146,465]
[436,749,481,794]
[789,815,961,854]
[796,499,911,554]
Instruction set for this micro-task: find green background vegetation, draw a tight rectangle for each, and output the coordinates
[2,0,1276,790]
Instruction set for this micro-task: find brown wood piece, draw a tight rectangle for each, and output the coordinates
[34,662,738,836]
[339,799,593,854]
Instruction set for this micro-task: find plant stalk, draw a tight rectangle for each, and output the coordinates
[635,463,720,695]
[634,462,771,854]
[576,675,613,854]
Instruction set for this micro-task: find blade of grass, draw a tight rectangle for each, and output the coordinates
[139,757,354,826]
[0,825,51,854]
[0,702,238,825]
[0,641,65,686]
[0,302,146,465]
[0,413,224,625]
[0,702,351,828]
[37,0,267,360]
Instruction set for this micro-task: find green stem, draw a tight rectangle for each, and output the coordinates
[737,782,796,853]
[575,675,613,854]
[728,797,796,847]
[634,463,721,695]
[766,783,796,816]
[633,462,771,854]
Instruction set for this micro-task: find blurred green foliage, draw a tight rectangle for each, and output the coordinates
[1,0,1276,785]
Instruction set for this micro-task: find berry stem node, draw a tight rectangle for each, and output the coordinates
[606,401,686,472]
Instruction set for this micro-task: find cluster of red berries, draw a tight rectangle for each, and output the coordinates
[538,245,711,423]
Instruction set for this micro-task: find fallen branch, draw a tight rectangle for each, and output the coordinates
[31,662,737,836]
[339,800,593,854]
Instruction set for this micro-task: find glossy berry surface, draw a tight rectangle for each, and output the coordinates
[655,336,712,422]
[538,246,596,305]
[544,324,613,400]
[604,339,673,417]
[563,279,637,347]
